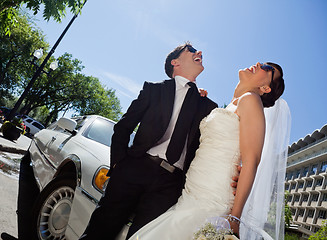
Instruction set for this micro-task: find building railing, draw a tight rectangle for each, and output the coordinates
[288,136,327,157]
[287,147,327,168]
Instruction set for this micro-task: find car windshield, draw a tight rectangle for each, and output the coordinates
[83,118,115,147]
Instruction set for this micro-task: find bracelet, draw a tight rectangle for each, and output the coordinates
[225,214,241,224]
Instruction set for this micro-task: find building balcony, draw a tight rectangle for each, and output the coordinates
[297,216,304,222]
[298,188,305,193]
[316,218,325,225]
[289,188,297,193]
[293,201,301,207]
[306,217,315,225]
[310,201,320,207]
[315,185,324,191]
[320,201,327,208]
[305,186,314,192]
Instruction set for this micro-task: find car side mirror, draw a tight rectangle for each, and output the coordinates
[57,117,77,135]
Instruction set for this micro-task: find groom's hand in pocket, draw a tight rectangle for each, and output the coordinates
[231,165,242,195]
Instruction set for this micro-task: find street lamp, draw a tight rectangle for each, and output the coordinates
[31,49,59,75]
[33,48,43,59]
[49,60,59,71]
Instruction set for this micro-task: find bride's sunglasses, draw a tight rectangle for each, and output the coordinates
[260,64,275,72]
[260,63,275,83]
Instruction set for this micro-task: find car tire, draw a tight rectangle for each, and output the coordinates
[32,175,76,240]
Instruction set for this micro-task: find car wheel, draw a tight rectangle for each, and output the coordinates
[33,175,76,240]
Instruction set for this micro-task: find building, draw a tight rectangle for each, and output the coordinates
[285,123,327,235]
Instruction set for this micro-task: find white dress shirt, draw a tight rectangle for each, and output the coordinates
[147,76,196,170]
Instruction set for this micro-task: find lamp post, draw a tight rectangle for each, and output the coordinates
[6,11,81,121]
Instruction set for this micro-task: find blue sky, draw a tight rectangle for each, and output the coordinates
[29,0,327,144]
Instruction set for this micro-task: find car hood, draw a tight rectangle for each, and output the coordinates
[73,136,110,166]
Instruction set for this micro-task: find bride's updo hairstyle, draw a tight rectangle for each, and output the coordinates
[261,62,285,108]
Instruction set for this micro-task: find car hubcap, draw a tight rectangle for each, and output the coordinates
[38,186,75,240]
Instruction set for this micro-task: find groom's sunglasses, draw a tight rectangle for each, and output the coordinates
[260,63,275,83]
[185,45,197,53]
[175,45,198,59]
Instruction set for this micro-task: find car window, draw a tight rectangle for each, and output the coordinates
[83,118,115,146]
[32,122,45,129]
[26,119,33,123]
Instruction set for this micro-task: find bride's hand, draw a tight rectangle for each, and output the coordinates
[229,220,239,238]
[226,215,240,238]
[198,88,208,97]
[231,165,242,195]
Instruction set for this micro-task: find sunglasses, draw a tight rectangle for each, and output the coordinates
[185,45,197,53]
[260,63,275,72]
[175,45,198,59]
[260,63,275,84]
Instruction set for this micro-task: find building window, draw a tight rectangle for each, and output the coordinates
[323,193,327,201]
[308,209,314,218]
[304,225,311,230]
[287,195,292,202]
[318,210,327,219]
[303,194,309,202]
[295,170,300,179]
[311,164,318,174]
[312,194,319,202]
[298,181,304,189]
[291,183,296,189]
[294,195,300,202]
[320,161,327,173]
[299,209,304,216]
[302,167,309,177]
[307,180,313,187]
[291,208,296,215]
[316,178,323,187]
[285,184,290,190]
[287,172,293,180]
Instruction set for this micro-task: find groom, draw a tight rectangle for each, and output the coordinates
[79,42,218,240]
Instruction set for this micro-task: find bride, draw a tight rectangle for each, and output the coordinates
[128,62,291,240]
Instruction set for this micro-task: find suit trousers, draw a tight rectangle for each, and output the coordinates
[79,155,185,240]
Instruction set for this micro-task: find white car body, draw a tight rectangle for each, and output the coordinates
[29,115,129,240]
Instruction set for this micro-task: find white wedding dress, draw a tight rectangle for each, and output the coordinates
[129,104,241,240]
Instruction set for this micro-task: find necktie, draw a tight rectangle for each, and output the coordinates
[166,82,199,165]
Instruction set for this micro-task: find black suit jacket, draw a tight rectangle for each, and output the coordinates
[110,78,218,173]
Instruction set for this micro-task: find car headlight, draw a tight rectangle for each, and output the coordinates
[93,167,110,193]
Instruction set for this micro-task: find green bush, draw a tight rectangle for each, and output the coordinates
[309,220,327,240]
[285,233,300,240]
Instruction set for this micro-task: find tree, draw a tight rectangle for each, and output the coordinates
[19,53,122,123]
[75,76,122,121]
[1,10,122,125]
[0,10,49,99]
[285,191,293,228]
[0,0,86,35]
[309,220,327,240]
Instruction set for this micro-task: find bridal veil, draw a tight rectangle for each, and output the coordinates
[240,98,291,240]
